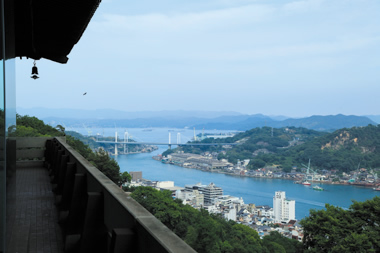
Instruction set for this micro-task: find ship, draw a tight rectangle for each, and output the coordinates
[313,185,324,191]
[302,181,311,186]
[373,187,380,191]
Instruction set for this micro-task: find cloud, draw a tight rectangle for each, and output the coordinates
[22,0,378,115]
[91,4,276,34]
[283,0,325,13]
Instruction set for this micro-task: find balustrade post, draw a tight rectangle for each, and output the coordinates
[51,149,64,184]
[49,144,60,177]
[57,162,77,211]
[79,192,106,252]
[53,154,69,195]
[109,228,136,253]
[62,173,87,234]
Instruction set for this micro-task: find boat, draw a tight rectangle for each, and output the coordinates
[373,187,380,191]
[302,181,311,186]
[313,185,324,191]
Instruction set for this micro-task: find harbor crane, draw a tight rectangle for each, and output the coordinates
[302,159,317,182]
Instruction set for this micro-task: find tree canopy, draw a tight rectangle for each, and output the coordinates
[9,114,65,137]
[300,196,380,252]
[166,125,380,172]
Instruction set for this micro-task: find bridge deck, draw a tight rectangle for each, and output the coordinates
[96,141,237,146]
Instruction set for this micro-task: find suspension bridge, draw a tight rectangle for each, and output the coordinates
[95,131,237,155]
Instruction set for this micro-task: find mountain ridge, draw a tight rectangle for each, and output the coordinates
[16,108,377,132]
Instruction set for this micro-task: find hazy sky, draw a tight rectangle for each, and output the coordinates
[16,0,380,117]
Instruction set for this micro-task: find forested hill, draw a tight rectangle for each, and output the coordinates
[179,125,380,172]
[273,124,380,172]
[177,126,326,162]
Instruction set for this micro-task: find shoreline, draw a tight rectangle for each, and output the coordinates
[153,157,377,189]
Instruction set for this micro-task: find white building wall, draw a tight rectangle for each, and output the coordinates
[204,205,218,213]
[273,191,285,223]
[273,191,295,223]
[223,208,237,221]
[283,199,295,221]
[156,181,174,188]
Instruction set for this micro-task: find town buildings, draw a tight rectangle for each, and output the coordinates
[125,174,303,240]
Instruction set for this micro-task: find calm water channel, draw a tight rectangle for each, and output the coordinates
[71,127,380,220]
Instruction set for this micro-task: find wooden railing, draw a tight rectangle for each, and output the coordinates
[10,137,52,168]
[18,137,196,253]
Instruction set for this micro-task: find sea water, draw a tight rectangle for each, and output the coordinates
[70,127,380,220]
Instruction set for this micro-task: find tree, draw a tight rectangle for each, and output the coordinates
[9,125,42,137]
[300,197,380,252]
[15,114,64,136]
[263,231,303,253]
[66,135,94,160]
[55,124,65,134]
[90,148,121,185]
[282,165,292,173]
[120,171,132,184]
[249,159,266,170]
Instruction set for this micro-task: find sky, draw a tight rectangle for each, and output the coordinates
[16,0,380,118]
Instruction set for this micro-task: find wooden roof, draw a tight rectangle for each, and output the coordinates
[14,0,101,63]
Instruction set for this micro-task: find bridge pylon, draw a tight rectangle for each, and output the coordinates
[115,131,118,156]
[124,130,129,154]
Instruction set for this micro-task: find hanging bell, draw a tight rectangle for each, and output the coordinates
[31,66,38,75]
[31,60,39,79]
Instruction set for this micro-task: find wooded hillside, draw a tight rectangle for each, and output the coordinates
[173,124,380,172]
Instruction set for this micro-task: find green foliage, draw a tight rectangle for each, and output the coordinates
[120,171,132,184]
[300,196,380,252]
[277,124,380,172]
[8,125,44,137]
[250,158,266,169]
[168,126,326,167]
[171,125,380,172]
[90,148,121,184]
[55,124,65,134]
[65,130,99,149]
[10,114,64,137]
[66,135,94,160]
[263,231,303,253]
[162,148,175,157]
[66,133,129,186]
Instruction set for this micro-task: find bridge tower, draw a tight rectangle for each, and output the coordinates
[168,132,171,149]
[115,131,118,156]
[124,130,129,154]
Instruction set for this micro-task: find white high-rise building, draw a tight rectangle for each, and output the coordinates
[273,191,295,223]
